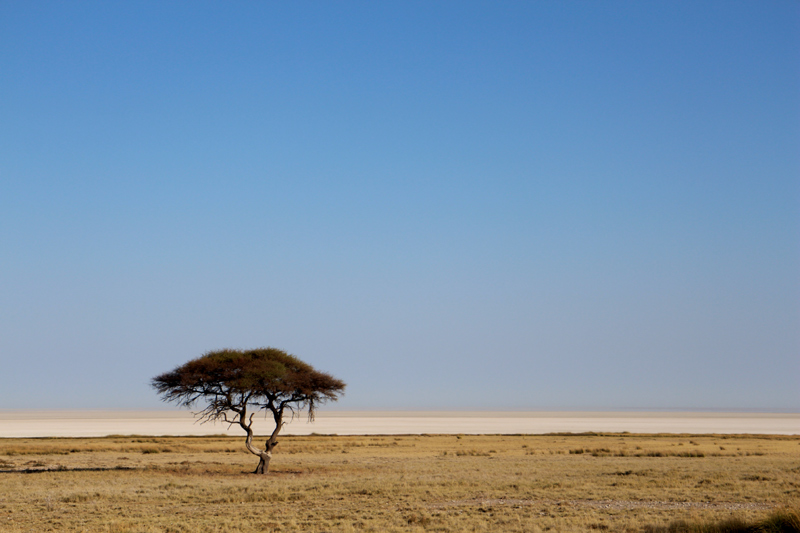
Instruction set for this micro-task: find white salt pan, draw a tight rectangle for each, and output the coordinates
[0,410,796,438]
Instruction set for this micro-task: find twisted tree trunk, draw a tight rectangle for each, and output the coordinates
[240,405,283,474]
[253,450,272,474]
[253,438,280,474]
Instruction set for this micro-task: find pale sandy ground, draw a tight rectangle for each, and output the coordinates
[0,410,797,437]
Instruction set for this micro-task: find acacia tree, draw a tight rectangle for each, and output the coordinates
[151,347,345,474]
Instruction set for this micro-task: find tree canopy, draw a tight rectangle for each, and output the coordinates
[152,347,345,473]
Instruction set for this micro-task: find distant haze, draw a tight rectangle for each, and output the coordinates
[1,1,798,411]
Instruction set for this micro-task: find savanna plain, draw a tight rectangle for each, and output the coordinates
[1,433,798,532]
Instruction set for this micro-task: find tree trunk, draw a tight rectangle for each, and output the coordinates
[254,451,272,474]
[240,409,274,475]
[239,404,283,474]
[252,407,283,474]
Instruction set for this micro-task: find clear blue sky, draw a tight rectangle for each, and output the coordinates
[1,1,798,411]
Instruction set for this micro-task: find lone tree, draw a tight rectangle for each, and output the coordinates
[151,347,345,474]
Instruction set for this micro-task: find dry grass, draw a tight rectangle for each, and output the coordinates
[0,433,798,532]
[642,508,800,532]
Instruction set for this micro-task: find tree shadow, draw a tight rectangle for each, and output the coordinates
[0,466,141,474]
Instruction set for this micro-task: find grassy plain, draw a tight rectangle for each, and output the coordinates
[0,433,798,532]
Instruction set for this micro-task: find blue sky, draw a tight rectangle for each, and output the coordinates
[1,1,798,411]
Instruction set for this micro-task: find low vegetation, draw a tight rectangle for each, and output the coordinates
[0,433,797,532]
[643,508,800,532]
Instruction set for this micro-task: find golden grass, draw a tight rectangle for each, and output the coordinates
[0,433,798,532]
